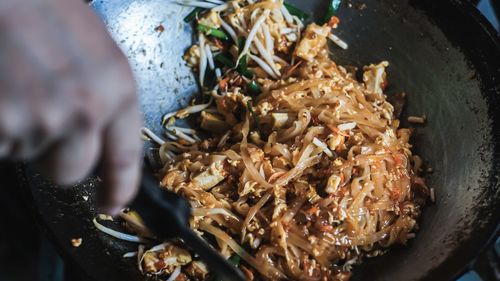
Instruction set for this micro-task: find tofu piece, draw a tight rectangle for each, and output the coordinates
[295,23,331,62]
[142,245,192,274]
[191,161,226,190]
[363,61,389,96]
[185,261,209,281]
[272,113,289,128]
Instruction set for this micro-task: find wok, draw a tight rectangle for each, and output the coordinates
[21,0,500,280]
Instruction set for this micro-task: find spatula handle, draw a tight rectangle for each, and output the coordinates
[131,167,246,281]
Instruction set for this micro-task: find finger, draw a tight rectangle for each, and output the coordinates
[7,76,77,160]
[0,92,31,136]
[4,1,78,80]
[23,77,76,159]
[0,27,58,159]
[35,128,102,186]
[98,99,143,215]
[0,101,31,158]
[46,0,124,65]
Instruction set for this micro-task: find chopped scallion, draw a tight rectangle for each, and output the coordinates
[183,7,205,23]
[247,101,260,128]
[197,24,229,40]
[248,81,261,96]
[236,55,253,78]
[214,53,235,68]
[237,37,246,54]
[227,254,241,267]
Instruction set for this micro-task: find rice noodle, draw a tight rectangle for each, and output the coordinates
[116,1,431,280]
[240,118,273,188]
[241,190,272,242]
[193,207,241,221]
[200,222,286,279]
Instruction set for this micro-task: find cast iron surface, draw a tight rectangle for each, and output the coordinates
[23,0,500,280]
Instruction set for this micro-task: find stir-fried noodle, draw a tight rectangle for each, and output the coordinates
[96,1,431,280]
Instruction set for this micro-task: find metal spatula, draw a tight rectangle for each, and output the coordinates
[130,167,246,281]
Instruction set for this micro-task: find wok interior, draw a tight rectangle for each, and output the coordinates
[86,0,499,280]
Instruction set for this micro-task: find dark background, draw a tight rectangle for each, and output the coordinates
[0,1,497,281]
[0,163,38,281]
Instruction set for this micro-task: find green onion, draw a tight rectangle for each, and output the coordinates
[237,55,254,78]
[248,81,261,96]
[247,101,260,128]
[321,0,341,24]
[237,37,246,54]
[197,24,229,40]
[241,69,255,79]
[227,254,241,267]
[214,53,235,68]
[237,55,248,75]
[236,39,254,78]
[284,1,310,21]
[183,7,204,23]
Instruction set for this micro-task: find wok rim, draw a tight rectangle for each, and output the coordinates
[21,0,500,280]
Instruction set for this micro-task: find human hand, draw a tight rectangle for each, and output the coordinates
[0,0,143,215]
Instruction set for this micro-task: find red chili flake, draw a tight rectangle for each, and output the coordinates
[390,188,401,201]
[306,205,319,216]
[154,260,166,271]
[328,16,340,27]
[320,225,333,232]
[311,115,320,125]
[219,77,230,91]
[393,154,403,166]
[241,265,255,281]
[154,25,165,33]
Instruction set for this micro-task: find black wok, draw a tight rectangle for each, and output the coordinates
[21,0,500,280]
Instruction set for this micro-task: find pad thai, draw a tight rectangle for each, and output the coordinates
[94,0,432,280]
